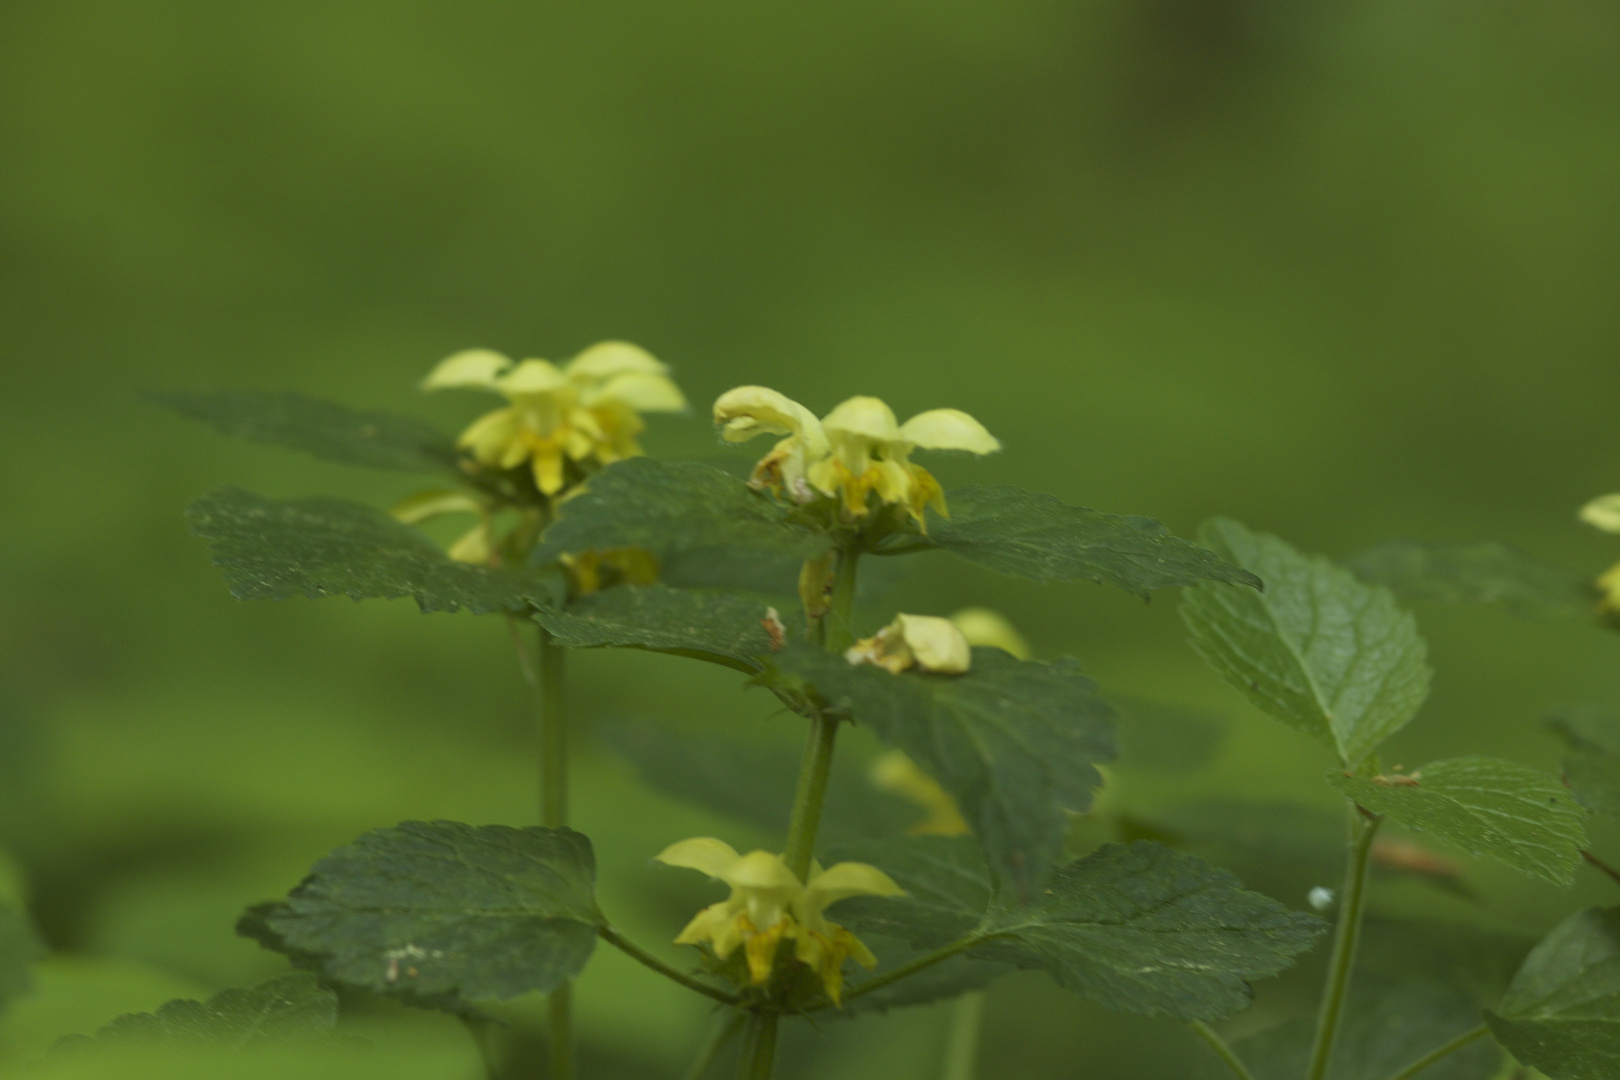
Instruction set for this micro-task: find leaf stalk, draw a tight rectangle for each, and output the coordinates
[1378,1024,1488,1080]
[1305,803,1381,1080]
[1190,1020,1258,1080]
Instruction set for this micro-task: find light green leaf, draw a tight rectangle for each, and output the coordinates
[533,458,830,566]
[1547,709,1620,821]
[1181,518,1432,765]
[834,836,1324,1021]
[1348,539,1594,619]
[1486,906,1620,1079]
[536,585,777,670]
[243,822,603,1008]
[187,488,554,614]
[0,901,40,1011]
[151,390,459,474]
[52,974,336,1051]
[1326,757,1586,886]
[772,646,1117,892]
[920,486,1262,599]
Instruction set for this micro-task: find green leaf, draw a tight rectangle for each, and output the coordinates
[839,942,1009,1015]
[534,458,830,566]
[52,974,337,1051]
[1347,539,1594,619]
[536,585,777,670]
[834,836,1324,1021]
[772,646,1117,892]
[151,390,459,474]
[920,485,1262,599]
[245,822,603,1008]
[187,488,553,614]
[0,900,40,1011]
[1326,757,1587,886]
[1486,906,1620,1079]
[1547,709,1620,821]
[1180,518,1432,765]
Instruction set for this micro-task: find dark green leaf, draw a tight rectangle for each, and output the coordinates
[1547,709,1620,821]
[151,390,459,474]
[188,488,553,614]
[0,901,40,1010]
[1486,906,1620,1080]
[1326,757,1586,886]
[53,974,337,1051]
[835,836,1324,1021]
[1348,539,1594,619]
[773,646,1117,893]
[1181,518,1432,765]
[920,485,1261,599]
[534,458,830,566]
[536,585,776,670]
[248,822,603,1008]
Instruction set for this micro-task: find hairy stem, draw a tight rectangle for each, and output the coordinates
[1306,804,1381,1080]
[528,623,572,1079]
[1379,1024,1489,1080]
[941,992,987,1080]
[684,1011,747,1080]
[1191,1021,1257,1080]
[598,925,740,1005]
[739,1015,779,1080]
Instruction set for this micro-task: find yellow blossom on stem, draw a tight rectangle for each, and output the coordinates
[1580,494,1620,612]
[713,387,998,527]
[845,613,972,674]
[425,341,687,497]
[654,837,902,1005]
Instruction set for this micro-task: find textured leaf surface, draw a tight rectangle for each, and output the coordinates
[152,390,458,473]
[188,488,550,614]
[54,974,336,1050]
[1181,518,1432,765]
[1326,757,1586,885]
[0,901,39,1010]
[1486,907,1620,1080]
[534,458,829,565]
[922,485,1261,599]
[774,646,1116,892]
[536,585,777,669]
[1348,539,1593,619]
[1548,709,1620,821]
[249,822,602,1006]
[834,836,1324,1021]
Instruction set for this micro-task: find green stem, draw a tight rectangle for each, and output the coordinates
[738,1015,779,1080]
[547,988,572,1080]
[459,1014,503,1080]
[823,545,861,653]
[941,992,987,1080]
[1582,849,1620,888]
[684,1011,747,1080]
[835,935,982,1007]
[598,925,741,1005]
[1305,805,1381,1080]
[1191,1020,1257,1080]
[532,623,572,1079]
[1378,1024,1488,1080]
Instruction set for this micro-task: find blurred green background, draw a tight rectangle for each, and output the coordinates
[4,0,1620,1076]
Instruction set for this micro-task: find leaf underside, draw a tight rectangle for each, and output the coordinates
[187,488,551,614]
[1326,756,1586,886]
[1181,518,1432,766]
[1486,906,1620,1080]
[52,974,337,1052]
[1347,539,1594,620]
[923,485,1262,599]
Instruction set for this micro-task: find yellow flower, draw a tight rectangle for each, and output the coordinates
[713,387,998,527]
[845,613,972,674]
[425,342,686,496]
[390,488,496,565]
[946,607,1031,660]
[1580,495,1620,612]
[654,837,902,1005]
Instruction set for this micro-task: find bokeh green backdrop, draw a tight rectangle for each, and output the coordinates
[4,1,1620,1076]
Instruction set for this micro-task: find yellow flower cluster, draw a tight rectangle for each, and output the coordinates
[655,837,902,1005]
[713,388,999,527]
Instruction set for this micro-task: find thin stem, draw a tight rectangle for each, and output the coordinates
[823,545,861,653]
[1378,1024,1489,1080]
[538,626,568,828]
[548,988,572,1080]
[1306,805,1381,1080]
[941,992,987,1080]
[684,1011,747,1080]
[836,935,982,1007]
[1190,1020,1257,1080]
[739,1015,779,1080]
[598,925,741,1005]
[1582,849,1620,888]
[781,713,840,880]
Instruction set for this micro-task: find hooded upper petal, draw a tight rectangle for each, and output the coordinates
[1581,494,1620,533]
[898,409,1000,454]
[655,837,743,879]
[496,359,570,395]
[949,607,1030,659]
[801,862,904,909]
[594,371,688,413]
[421,349,512,391]
[713,386,825,447]
[822,396,901,443]
[565,340,669,380]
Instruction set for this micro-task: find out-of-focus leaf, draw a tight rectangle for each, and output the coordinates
[1486,906,1620,1079]
[1181,518,1432,766]
[1548,708,1620,821]
[536,585,777,670]
[1326,757,1586,886]
[1111,697,1226,774]
[772,646,1116,893]
[151,390,459,474]
[920,485,1261,599]
[1347,539,1594,619]
[51,974,336,1051]
[834,835,1324,1021]
[187,488,553,614]
[0,900,41,1011]
[534,458,830,566]
[245,822,603,1010]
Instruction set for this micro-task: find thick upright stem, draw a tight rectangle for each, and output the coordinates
[941,992,986,1080]
[822,545,861,654]
[1306,805,1380,1080]
[536,625,572,1079]
[739,1015,779,1080]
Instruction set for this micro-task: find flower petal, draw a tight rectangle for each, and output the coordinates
[594,372,688,413]
[897,614,972,673]
[713,386,823,445]
[655,837,742,878]
[388,489,484,525]
[1581,494,1620,533]
[565,340,669,380]
[723,850,803,891]
[497,359,570,395]
[803,862,904,908]
[421,349,512,391]
[898,409,1000,454]
[822,396,900,442]
[948,607,1030,659]
[446,524,492,564]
